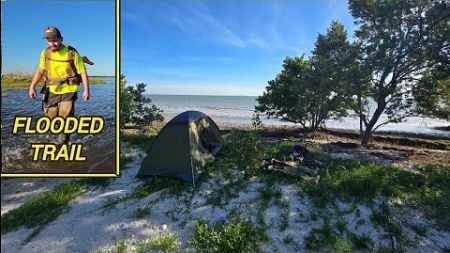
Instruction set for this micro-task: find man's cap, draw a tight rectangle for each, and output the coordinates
[44,26,62,40]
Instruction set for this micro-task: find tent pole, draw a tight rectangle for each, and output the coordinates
[190,156,196,188]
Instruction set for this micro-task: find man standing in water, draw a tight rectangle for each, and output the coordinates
[29,26,91,145]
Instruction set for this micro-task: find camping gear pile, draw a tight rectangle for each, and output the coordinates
[261,145,324,183]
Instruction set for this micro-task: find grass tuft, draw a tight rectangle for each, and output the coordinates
[300,160,450,230]
[1,182,85,235]
[135,234,181,253]
[122,130,159,151]
[190,218,267,253]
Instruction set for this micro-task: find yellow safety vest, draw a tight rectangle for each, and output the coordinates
[40,45,85,94]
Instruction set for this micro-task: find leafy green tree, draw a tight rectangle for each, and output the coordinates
[349,0,450,145]
[120,75,163,131]
[256,22,356,132]
[413,70,450,120]
[256,56,314,129]
[309,21,362,126]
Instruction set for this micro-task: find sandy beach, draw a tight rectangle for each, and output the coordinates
[2,125,449,252]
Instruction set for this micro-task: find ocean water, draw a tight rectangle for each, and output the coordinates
[148,94,450,138]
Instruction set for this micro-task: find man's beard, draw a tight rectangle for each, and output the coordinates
[50,45,62,51]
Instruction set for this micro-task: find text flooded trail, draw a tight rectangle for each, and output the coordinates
[1,78,116,174]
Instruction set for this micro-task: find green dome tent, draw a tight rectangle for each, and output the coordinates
[138,111,223,185]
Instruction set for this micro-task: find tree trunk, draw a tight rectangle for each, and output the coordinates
[361,98,387,146]
[361,127,372,146]
[358,93,363,139]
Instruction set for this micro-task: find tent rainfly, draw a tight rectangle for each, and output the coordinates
[138,111,223,185]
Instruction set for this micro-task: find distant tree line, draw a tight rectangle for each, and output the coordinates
[256,0,449,145]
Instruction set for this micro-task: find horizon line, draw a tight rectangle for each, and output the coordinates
[146,93,259,97]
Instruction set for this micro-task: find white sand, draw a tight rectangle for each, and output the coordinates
[1,144,450,253]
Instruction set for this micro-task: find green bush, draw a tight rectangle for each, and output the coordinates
[301,160,450,229]
[221,130,262,176]
[122,130,158,150]
[190,219,266,253]
[264,141,296,160]
[120,75,163,131]
[410,164,450,229]
[304,218,335,250]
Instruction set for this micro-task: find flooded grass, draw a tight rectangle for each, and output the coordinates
[1,73,111,89]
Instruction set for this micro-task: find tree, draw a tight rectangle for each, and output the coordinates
[120,75,164,131]
[256,56,321,130]
[256,22,355,132]
[309,22,362,127]
[413,73,450,120]
[349,0,450,145]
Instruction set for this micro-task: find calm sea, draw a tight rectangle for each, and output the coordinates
[148,94,450,138]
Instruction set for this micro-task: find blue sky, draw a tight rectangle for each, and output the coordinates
[122,0,357,96]
[2,0,115,76]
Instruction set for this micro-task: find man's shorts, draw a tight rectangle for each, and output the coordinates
[44,92,77,118]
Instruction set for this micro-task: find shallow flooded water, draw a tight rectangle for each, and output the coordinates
[1,78,117,174]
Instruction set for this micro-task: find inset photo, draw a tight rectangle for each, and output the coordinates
[1,0,118,176]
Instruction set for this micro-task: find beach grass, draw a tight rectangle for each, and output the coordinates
[94,239,127,253]
[122,129,159,151]
[304,217,346,251]
[102,129,449,251]
[119,129,159,170]
[135,234,181,253]
[227,130,450,250]
[189,218,267,253]
[133,204,153,219]
[121,128,450,231]
[2,126,450,251]
[95,234,181,253]
[299,159,450,230]
[0,181,86,242]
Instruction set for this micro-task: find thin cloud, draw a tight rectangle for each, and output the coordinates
[122,9,151,31]
[123,1,309,52]
[166,2,301,51]
[168,2,246,47]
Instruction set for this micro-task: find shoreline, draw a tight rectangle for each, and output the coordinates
[150,120,450,149]
[155,110,450,138]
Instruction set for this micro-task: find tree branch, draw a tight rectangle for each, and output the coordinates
[371,117,399,132]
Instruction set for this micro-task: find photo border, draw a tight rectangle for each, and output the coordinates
[1,0,121,178]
